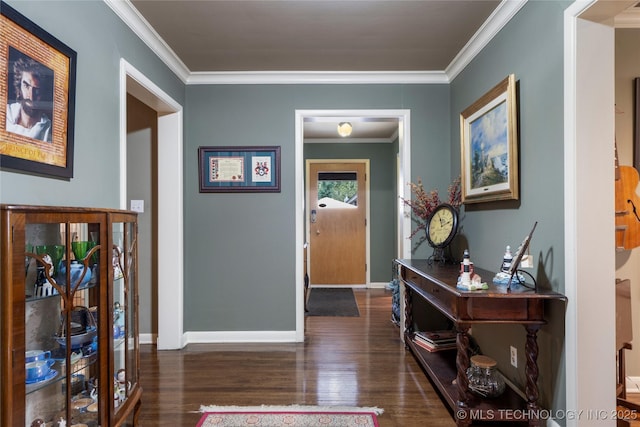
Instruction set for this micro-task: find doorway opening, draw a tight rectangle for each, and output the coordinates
[294,109,411,341]
[120,59,184,350]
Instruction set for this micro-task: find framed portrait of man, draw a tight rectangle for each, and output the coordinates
[0,1,77,179]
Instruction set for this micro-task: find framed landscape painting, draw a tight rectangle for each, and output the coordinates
[0,1,77,179]
[460,74,518,204]
[198,146,281,193]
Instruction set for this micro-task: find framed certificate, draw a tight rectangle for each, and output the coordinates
[198,146,281,193]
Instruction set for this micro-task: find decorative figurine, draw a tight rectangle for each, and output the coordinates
[457,249,488,291]
[461,249,471,286]
[493,244,526,287]
[500,245,512,273]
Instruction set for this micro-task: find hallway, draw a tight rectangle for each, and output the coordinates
[138,288,455,426]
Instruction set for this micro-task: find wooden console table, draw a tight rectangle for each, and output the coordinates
[395,259,566,427]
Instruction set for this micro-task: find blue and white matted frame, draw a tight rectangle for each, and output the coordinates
[198,146,281,193]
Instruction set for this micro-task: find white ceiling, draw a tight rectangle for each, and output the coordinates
[117,1,640,140]
[115,0,513,142]
[115,0,508,140]
[128,0,502,73]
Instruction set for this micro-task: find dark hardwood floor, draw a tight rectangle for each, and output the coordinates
[138,288,455,426]
[619,393,640,426]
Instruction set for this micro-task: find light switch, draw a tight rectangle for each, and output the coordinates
[130,199,144,213]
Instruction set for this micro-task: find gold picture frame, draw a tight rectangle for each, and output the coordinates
[0,1,77,179]
[460,74,518,204]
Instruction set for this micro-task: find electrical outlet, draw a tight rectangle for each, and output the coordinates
[521,254,534,268]
[130,199,144,213]
[510,346,518,368]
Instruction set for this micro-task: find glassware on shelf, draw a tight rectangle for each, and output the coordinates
[466,355,506,398]
[72,241,92,261]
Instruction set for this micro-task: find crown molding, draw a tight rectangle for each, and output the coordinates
[106,0,524,85]
[186,70,448,85]
[446,0,528,81]
[104,0,191,82]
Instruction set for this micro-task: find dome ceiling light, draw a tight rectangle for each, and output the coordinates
[337,122,353,137]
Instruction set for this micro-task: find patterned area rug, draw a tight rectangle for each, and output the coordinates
[197,405,383,427]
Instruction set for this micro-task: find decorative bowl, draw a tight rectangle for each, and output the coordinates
[56,261,92,288]
[55,327,97,350]
[71,397,93,410]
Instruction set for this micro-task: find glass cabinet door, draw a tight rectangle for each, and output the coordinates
[24,215,104,427]
[110,215,139,424]
[2,206,139,427]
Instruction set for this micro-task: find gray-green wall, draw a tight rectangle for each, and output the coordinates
[449,0,570,418]
[304,142,397,283]
[184,84,450,331]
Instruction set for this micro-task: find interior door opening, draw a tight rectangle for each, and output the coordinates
[295,109,411,341]
[121,60,184,350]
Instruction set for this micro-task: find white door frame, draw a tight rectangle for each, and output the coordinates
[119,59,185,350]
[306,159,370,287]
[294,109,411,341]
[564,1,633,423]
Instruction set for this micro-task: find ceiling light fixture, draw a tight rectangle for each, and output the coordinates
[337,122,353,137]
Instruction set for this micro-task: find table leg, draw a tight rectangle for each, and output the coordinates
[456,325,471,427]
[525,324,541,427]
[403,285,413,340]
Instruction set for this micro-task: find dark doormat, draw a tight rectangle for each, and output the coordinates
[306,288,360,317]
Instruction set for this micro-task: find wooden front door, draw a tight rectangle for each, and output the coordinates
[308,161,367,285]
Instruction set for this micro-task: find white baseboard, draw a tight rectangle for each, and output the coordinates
[308,282,388,289]
[309,284,367,288]
[184,330,299,343]
[139,332,155,345]
[368,282,388,289]
[139,330,300,346]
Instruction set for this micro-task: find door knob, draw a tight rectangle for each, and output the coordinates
[316,229,320,235]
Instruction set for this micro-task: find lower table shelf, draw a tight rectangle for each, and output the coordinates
[406,335,530,425]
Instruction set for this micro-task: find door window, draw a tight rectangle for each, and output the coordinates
[317,172,358,208]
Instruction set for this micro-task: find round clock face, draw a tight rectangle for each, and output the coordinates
[426,203,459,248]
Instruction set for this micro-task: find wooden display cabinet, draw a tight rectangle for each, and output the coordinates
[0,205,141,427]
